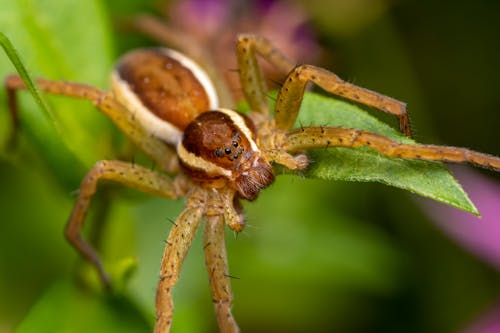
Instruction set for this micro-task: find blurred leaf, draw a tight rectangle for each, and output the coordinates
[77,256,139,295]
[0,0,116,187]
[299,0,390,37]
[15,280,151,333]
[0,32,58,130]
[0,159,75,329]
[110,257,139,292]
[293,92,478,215]
[229,176,404,331]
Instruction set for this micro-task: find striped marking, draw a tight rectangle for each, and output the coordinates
[163,48,219,110]
[177,141,233,177]
[217,108,259,152]
[111,47,219,146]
[111,71,183,145]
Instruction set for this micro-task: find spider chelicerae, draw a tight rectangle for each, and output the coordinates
[5,34,500,333]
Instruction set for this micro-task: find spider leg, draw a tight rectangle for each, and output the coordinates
[283,126,500,171]
[204,213,239,333]
[263,149,309,171]
[236,34,410,136]
[236,35,296,120]
[274,65,410,136]
[66,160,185,287]
[155,191,205,333]
[4,76,20,148]
[218,187,245,232]
[5,75,179,172]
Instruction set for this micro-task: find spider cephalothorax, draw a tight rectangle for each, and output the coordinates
[179,109,274,201]
[5,33,500,333]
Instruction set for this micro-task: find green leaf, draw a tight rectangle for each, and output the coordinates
[293,91,478,215]
[0,0,116,188]
[0,32,58,129]
[15,280,151,333]
[77,256,139,294]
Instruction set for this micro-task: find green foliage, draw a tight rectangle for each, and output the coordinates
[295,92,478,214]
[0,32,56,128]
[0,0,115,187]
[15,281,150,333]
[0,0,498,332]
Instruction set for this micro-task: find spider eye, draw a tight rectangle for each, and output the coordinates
[214,148,223,157]
[232,141,238,147]
[232,133,241,141]
[225,148,231,155]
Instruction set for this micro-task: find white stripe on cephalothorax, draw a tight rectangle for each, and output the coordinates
[111,71,184,145]
[177,142,233,178]
[216,108,259,152]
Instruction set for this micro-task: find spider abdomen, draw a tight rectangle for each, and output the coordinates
[110,47,218,145]
[178,109,274,200]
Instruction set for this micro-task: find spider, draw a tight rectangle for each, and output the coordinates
[5,34,500,333]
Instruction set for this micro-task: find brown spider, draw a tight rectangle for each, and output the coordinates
[5,34,500,333]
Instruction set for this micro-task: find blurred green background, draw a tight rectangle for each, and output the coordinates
[1,0,499,332]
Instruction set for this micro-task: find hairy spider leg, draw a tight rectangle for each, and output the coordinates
[284,127,500,171]
[263,147,309,171]
[204,214,240,333]
[155,197,204,333]
[236,34,411,137]
[236,34,296,120]
[155,186,240,333]
[66,160,185,287]
[5,75,179,172]
[218,186,245,232]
